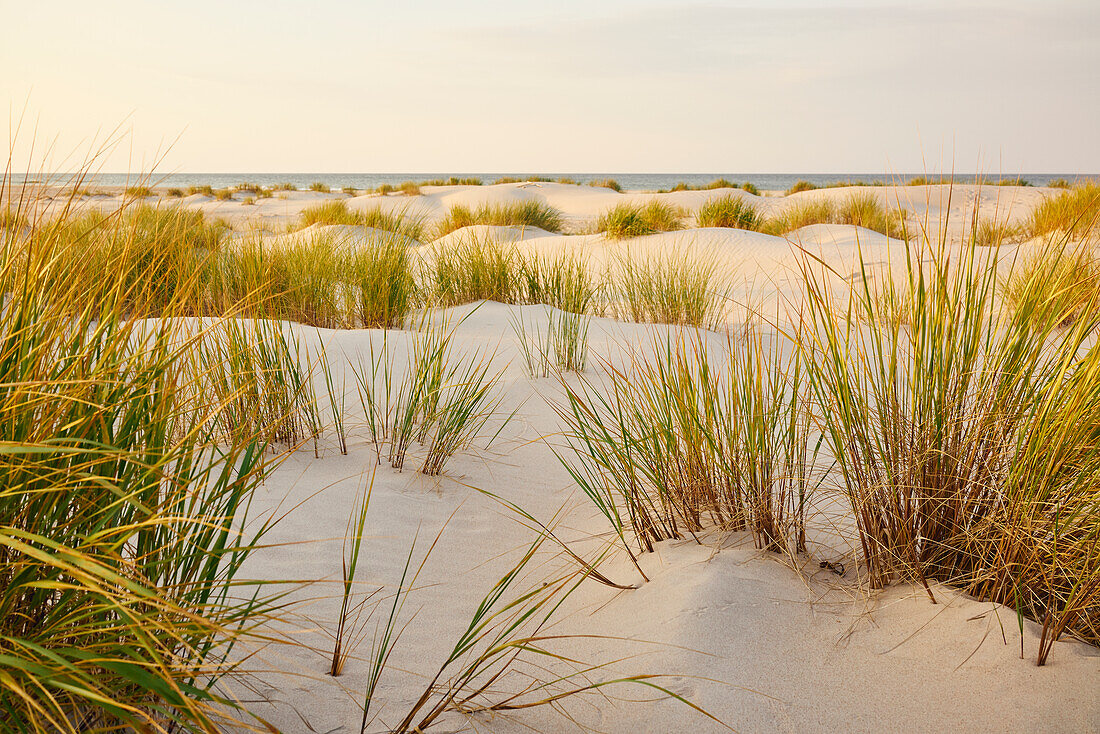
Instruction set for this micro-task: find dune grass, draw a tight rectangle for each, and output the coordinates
[214,187,234,201]
[518,251,601,314]
[310,181,331,193]
[512,309,590,378]
[298,200,425,240]
[555,323,811,563]
[343,231,418,328]
[696,195,761,230]
[1028,182,1100,240]
[0,197,287,730]
[1001,241,1100,327]
[588,178,623,192]
[434,200,564,238]
[426,234,519,306]
[399,181,421,196]
[972,216,1024,247]
[787,180,816,194]
[596,201,684,239]
[611,248,728,328]
[762,193,908,238]
[799,232,1100,663]
[188,184,214,196]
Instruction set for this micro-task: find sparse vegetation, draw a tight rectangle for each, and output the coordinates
[399,181,421,196]
[762,193,908,239]
[588,178,623,192]
[434,200,564,238]
[1028,182,1100,240]
[972,217,1024,247]
[188,184,215,196]
[787,180,816,194]
[297,200,424,240]
[696,195,761,230]
[124,185,153,198]
[611,248,727,327]
[596,201,683,238]
[310,181,331,192]
[426,234,519,306]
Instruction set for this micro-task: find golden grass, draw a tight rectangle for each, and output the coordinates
[433,200,564,238]
[596,201,684,238]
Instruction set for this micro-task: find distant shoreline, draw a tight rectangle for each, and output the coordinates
[11,172,1097,192]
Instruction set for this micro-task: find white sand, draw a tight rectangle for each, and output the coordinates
[223,304,1099,733]
[28,183,1100,731]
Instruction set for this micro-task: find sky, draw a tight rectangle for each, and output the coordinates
[2,0,1098,174]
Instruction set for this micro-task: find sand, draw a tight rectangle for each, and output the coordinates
[29,183,1100,731]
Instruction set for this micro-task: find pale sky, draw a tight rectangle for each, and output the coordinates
[3,0,1097,173]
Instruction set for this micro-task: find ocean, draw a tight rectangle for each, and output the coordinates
[20,172,1096,191]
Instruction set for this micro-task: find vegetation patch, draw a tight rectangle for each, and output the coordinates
[596,201,684,239]
[434,201,564,238]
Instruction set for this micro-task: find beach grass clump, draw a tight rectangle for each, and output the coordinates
[188,184,214,196]
[512,309,590,377]
[798,232,1100,663]
[124,184,153,198]
[299,199,363,226]
[696,195,761,230]
[342,185,358,195]
[596,201,684,239]
[742,182,760,195]
[214,187,235,201]
[835,192,909,239]
[399,181,421,196]
[167,187,184,197]
[273,181,297,191]
[434,201,564,238]
[298,200,424,240]
[351,315,507,474]
[0,201,283,729]
[426,233,519,306]
[1027,182,1100,240]
[611,248,727,328]
[309,181,331,193]
[588,178,623,192]
[787,180,816,194]
[972,217,1024,247]
[555,325,811,565]
[1001,242,1100,327]
[342,231,417,328]
[762,194,908,239]
[212,233,343,328]
[1047,178,1071,189]
[760,199,835,235]
[518,252,601,314]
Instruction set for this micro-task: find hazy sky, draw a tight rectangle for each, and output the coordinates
[3,0,1097,173]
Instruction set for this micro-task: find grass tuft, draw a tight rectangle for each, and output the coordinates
[696,195,761,230]
[596,201,683,239]
[434,201,564,238]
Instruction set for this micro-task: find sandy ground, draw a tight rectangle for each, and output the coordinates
[220,304,1099,734]
[21,183,1100,731]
